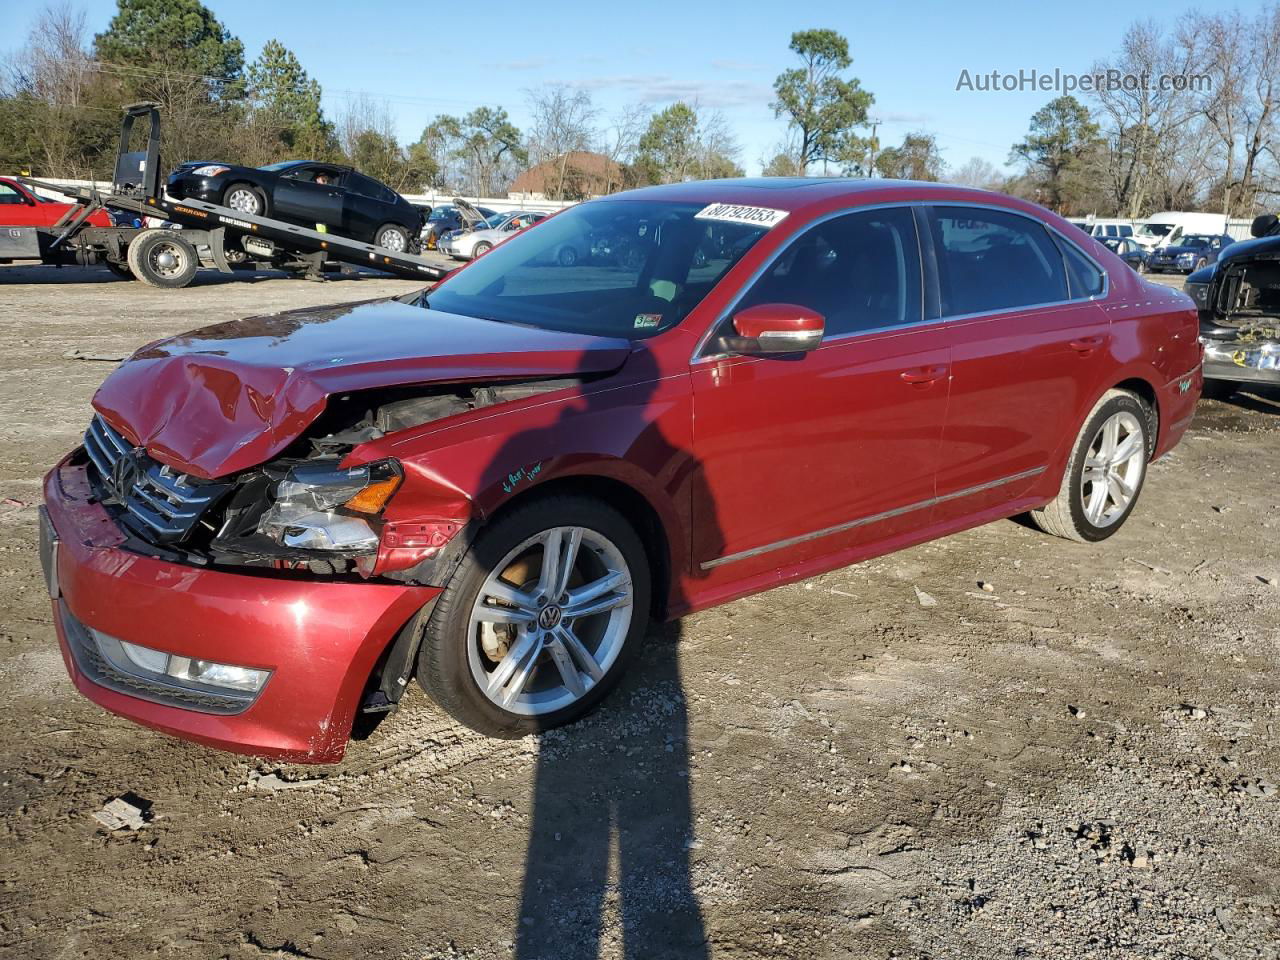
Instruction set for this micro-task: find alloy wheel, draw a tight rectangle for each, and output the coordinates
[225,187,261,215]
[1080,410,1144,527]
[467,526,634,716]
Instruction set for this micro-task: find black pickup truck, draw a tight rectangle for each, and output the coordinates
[1184,214,1280,399]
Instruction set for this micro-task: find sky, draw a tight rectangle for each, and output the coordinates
[8,0,1269,176]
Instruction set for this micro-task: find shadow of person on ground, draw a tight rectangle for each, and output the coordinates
[476,343,718,959]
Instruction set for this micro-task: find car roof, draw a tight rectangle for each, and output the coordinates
[600,177,1036,219]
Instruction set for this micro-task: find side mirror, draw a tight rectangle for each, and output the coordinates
[1250,214,1278,238]
[723,303,825,355]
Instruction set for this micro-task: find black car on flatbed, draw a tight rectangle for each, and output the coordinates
[1184,215,1280,399]
[167,160,424,252]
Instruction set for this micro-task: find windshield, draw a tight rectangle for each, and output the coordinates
[424,199,771,339]
[482,212,512,229]
[1171,235,1211,248]
[1137,222,1174,238]
[259,161,301,172]
[428,206,455,221]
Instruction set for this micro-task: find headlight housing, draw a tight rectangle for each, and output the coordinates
[1183,280,1210,308]
[257,459,402,553]
[191,164,230,177]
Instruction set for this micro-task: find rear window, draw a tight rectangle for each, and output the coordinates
[928,206,1069,316]
[425,199,772,339]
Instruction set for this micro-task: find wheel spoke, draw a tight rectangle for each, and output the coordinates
[1085,479,1108,524]
[1111,434,1142,465]
[537,529,563,599]
[544,634,585,698]
[565,570,629,610]
[564,589,631,619]
[487,632,543,705]
[1101,417,1120,458]
[482,579,537,611]
[552,528,582,599]
[556,625,605,682]
[1108,473,1134,504]
[475,603,535,626]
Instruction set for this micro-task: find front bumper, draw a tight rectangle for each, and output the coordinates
[166,173,222,203]
[43,458,437,763]
[1202,339,1280,385]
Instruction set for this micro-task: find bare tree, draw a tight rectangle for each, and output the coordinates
[525,83,597,200]
[597,102,647,193]
[951,156,1004,191]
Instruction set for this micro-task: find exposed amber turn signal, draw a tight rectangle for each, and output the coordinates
[344,477,401,514]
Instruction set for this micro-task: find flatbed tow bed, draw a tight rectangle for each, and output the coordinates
[5,104,448,289]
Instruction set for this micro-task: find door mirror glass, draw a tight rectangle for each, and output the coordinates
[724,303,825,355]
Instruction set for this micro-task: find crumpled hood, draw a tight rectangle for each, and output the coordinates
[92,298,631,479]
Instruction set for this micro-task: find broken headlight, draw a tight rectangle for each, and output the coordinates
[257,459,401,553]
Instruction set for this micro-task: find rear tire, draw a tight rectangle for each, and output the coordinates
[375,223,410,252]
[126,229,199,289]
[417,495,650,738]
[1030,389,1150,543]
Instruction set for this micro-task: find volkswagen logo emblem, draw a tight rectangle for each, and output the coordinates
[108,447,145,503]
[537,605,563,630]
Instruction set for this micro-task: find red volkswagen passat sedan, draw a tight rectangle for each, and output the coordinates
[41,179,1202,761]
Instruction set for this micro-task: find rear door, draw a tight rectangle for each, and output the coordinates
[272,165,344,230]
[342,173,397,241]
[926,204,1112,520]
[690,205,951,581]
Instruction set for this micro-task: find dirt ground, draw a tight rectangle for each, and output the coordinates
[0,263,1277,960]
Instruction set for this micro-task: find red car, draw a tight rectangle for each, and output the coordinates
[0,176,111,228]
[41,179,1203,762]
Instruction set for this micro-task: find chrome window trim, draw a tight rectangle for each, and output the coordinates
[690,199,1110,365]
[700,465,1047,570]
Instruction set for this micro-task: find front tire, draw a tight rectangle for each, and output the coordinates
[417,495,650,737]
[1030,389,1150,543]
[222,183,266,217]
[471,241,492,258]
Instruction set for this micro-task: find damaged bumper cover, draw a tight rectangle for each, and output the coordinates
[1201,333,1280,385]
[44,457,437,763]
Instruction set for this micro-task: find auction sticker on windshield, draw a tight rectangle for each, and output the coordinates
[694,203,789,228]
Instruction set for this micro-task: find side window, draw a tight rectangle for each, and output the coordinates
[1055,235,1105,298]
[1104,225,1117,237]
[735,207,922,337]
[930,206,1070,316]
[1119,224,1133,237]
[347,174,379,199]
[0,184,25,205]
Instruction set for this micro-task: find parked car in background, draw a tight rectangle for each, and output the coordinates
[422,201,496,250]
[1147,234,1232,274]
[1068,218,1134,241]
[41,178,1201,760]
[166,160,424,251]
[0,177,112,229]
[1099,236,1150,273]
[1184,213,1280,399]
[1134,211,1228,251]
[438,210,547,260]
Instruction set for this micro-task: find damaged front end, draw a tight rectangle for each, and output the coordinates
[82,376,587,581]
[1191,253,1280,386]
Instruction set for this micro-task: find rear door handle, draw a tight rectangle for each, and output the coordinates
[900,365,948,385]
[1070,335,1105,353]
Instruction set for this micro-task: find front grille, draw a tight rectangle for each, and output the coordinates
[59,601,255,715]
[83,414,229,544]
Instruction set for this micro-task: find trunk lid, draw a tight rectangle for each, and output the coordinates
[92,298,631,479]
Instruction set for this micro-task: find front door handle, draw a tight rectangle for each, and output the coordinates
[900,365,948,385]
[1069,335,1105,354]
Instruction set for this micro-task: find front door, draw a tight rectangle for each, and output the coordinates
[273,166,344,230]
[689,206,950,591]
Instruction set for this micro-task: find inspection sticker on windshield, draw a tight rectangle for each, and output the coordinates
[694,203,789,228]
[634,313,662,329]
